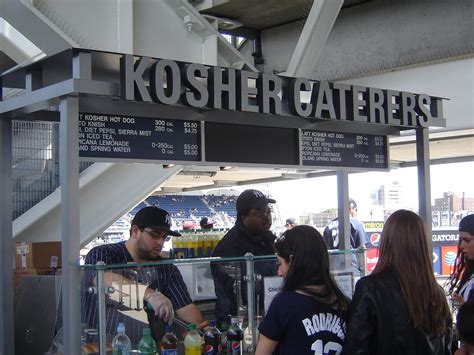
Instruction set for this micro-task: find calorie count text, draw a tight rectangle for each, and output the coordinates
[155,119,175,133]
[356,135,369,146]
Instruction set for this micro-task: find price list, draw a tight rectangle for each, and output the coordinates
[301,130,388,169]
[78,113,201,161]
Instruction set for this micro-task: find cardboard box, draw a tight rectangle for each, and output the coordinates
[81,342,112,355]
[13,268,57,291]
[15,242,61,270]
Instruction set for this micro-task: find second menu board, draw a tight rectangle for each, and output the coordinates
[301,129,388,169]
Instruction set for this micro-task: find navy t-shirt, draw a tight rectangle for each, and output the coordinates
[259,291,347,355]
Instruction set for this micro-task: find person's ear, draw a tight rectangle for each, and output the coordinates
[130,225,140,239]
[289,254,294,264]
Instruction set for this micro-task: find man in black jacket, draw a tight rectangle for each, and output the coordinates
[211,189,277,328]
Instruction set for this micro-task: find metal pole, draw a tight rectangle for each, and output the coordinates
[244,253,257,353]
[416,128,433,248]
[59,96,81,354]
[336,171,350,250]
[0,117,14,355]
[96,262,107,355]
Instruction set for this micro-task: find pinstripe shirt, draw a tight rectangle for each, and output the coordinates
[82,241,192,340]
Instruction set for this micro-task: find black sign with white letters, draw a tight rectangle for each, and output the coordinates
[301,130,388,169]
[78,113,201,161]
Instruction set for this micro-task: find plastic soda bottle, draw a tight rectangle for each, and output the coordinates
[184,323,202,355]
[226,317,243,355]
[111,322,132,355]
[160,325,178,355]
[203,320,221,354]
[219,321,229,354]
[137,327,156,354]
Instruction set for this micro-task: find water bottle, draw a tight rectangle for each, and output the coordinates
[184,323,202,355]
[111,322,132,355]
[138,327,157,354]
[160,325,178,355]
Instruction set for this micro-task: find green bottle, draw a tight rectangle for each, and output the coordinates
[138,327,157,355]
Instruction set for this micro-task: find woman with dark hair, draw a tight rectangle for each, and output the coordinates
[343,209,452,354]
[256,225,350,355]
[447,214,474,304]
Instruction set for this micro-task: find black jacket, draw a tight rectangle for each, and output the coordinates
[343,269,452,355]
[211,221,277,325]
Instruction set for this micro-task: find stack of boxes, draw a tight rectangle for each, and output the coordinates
[13,241,62,292]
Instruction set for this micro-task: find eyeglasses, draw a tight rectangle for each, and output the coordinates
[249,208,272,218]
[140,228,172,242]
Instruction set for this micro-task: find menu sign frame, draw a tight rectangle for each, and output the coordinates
[78,112,388,171]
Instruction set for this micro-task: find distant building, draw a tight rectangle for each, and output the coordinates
[307,210,337,228]
[433,192,474,212]
[432,192,474,227]
[374,181,403,213]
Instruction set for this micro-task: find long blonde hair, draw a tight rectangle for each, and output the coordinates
[373,210,450,336]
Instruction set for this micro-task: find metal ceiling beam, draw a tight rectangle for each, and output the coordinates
[0,18,44,65]
[284,0,343,78]
[0,0,71,57]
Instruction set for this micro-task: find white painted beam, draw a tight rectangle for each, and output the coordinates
[285,0,343,78]
[0,18,44,64]
[13,163,182,246]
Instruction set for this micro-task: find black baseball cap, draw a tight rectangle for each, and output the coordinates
[459,214,474,235]
[285,218,297,225]
[131,206,181,237]
[236,189,276,214]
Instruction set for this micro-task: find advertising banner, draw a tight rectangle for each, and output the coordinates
[432,246,441,275]
[366,248,379,273]
[441,245,458,275]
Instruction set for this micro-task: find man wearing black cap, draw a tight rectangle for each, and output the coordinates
[285,218,298,230]
[211,189,278,327]
[82,206,203,342]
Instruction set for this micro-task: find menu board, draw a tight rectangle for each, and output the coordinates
[78,113,201,161]
[301,130,388,169]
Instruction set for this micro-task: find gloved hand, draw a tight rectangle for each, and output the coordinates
[144,291,174,324]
